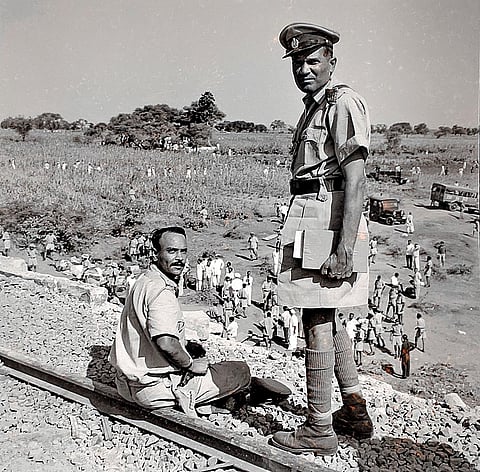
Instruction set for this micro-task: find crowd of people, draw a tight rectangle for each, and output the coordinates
[354,213,452,377]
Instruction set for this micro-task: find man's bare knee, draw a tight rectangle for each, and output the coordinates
[303,308,335,350]
[307,322,334,350]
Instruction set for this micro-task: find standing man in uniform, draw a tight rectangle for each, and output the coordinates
[271,23,373,455]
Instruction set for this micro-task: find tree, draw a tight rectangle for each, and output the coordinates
[180,92,225,144]
[254,124,268,133]
[33,112,69,131]
[107,104,181,147]
[389,122,412,135]
[270,119,287,132]
[1,116,33,141]
[413,123,429,135]
[105,93,223,147]
[372,124,387,134]
[434,126,452,138]
[84,122,108,138]
[452,124,467,135]
[70,118,92,131]
[181,91,225,126]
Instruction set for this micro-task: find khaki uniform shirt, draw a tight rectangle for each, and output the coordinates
[109,265,185,384]
[291,79,370,180]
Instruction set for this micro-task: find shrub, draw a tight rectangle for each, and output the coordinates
[447,264,472,276]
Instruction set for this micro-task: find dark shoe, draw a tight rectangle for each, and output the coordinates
[270,422,338,455]
[332,393,373,439]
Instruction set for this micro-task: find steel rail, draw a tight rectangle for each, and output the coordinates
[0,347,334,472]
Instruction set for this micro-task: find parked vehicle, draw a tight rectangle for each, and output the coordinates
[369,196,407,225]
[430,182,479,212]
[367,167,408,185]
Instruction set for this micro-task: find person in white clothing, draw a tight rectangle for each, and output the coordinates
[226,316,239,341]
[412,243,421,272]
[345,313,357,342]
[281,307,291,346]
[196,258,205,291]
[243,271,253,306]
[288,309,299,353]
[406,212,414,234]
[211,255,224,292]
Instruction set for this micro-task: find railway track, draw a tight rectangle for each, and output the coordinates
[0,346,334,472]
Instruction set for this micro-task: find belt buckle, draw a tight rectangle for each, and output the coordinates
[316,177,328,202]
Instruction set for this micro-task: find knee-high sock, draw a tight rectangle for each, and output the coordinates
[305,348,334,426]
[333,328,361,397]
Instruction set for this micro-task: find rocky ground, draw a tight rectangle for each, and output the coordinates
[1,274,479,471]
[0,373,219,472]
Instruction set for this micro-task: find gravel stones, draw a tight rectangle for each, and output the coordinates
[444,392,468,410]
[1,274,479,471]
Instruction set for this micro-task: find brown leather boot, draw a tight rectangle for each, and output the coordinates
[270,422,338,455]
[332,393,373,439]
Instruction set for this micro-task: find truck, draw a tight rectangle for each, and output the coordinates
[368,196,407,225]
[430,182,479,212]
[367,167,408,185]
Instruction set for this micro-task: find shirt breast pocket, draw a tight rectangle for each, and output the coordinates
[302,126,326,146]
[301,127,326,158]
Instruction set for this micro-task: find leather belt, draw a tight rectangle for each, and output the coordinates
[290,178,344,195]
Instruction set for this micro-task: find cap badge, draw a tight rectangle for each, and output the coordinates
[291,37,299,49]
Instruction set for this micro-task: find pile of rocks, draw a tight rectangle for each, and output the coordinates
[1,274,479,471]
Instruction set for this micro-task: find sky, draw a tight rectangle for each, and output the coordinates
[0,0,479,128]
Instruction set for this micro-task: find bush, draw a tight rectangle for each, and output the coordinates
[446,264,472,276]
[384,243,402,258]
[223,224,244,239]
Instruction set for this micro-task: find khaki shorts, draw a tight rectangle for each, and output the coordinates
[115,361,250,410]
[279,193,369,308]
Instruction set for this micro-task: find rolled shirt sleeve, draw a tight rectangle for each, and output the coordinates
[330,92,370,164]
[109,267,186,383]
[146,285,184,340]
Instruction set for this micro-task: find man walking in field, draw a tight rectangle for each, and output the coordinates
[372,274,385,308]
[199,206,208,227]
[405,212,414,234]
[26,243,38,271]
[271,23,373,455]
[247,232,259,260]
[437,241,446,267]
[44,232,57,260]
[414,312,426,351]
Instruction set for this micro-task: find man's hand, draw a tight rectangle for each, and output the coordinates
[188,358,209,375]
[321,242,354,279]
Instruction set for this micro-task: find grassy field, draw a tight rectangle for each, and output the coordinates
[1,127,479,391]
[0,128,477,254]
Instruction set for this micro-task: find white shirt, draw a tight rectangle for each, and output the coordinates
[346,319,357,340]
[227,320,238,340]
[289,313,299,335]
[281,310,291,328]
[231,277,243,292]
